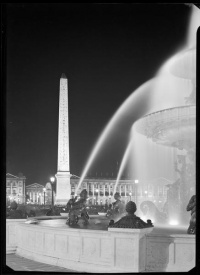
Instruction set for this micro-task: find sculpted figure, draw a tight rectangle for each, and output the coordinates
[109,201,153,229]
[106,192,125,220]
[66,189,89,226]
[186,195,196,234]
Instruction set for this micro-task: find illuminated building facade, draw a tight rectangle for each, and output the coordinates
[6,173,26,205]
[70,176,171,211]
[26,182,56,205]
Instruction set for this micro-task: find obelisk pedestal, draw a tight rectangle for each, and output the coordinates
[55,74,71,205]
[55,172,71,205]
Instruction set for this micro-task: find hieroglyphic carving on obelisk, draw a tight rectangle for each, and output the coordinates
[55,73,71,204]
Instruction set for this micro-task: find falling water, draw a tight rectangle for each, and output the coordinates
[111,5,198,227]
[75,78,157,193]
[76,69,190,194]
[76,5,198,223]
[130,128,177,182]
[113,139,132,194]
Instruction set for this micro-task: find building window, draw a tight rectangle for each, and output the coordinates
[6,181,11,187]
[12,181,17,186]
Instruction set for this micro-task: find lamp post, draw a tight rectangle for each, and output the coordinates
[9,196,11,206]
[109,195,112,205]
[43,188,46,207]
[50,177,55,209]
[129,192,132,201]
[134,179,139,204]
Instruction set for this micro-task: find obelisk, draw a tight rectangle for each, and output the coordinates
[55,73,71,205]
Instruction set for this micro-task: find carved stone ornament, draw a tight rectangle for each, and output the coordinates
[108,201,154,229]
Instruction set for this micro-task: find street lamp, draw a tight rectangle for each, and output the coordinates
[134,179,139,203]
[43,188,46,206]
[108,195,112,205]
[8,196,11,205]
[129,192,132,201]
[50,177,55,208]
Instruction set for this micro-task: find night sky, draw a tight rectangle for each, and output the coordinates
[5,3,192,185]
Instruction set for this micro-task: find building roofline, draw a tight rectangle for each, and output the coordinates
[6,173,19,179]
[6,173,26,179]
[26,183,45,188]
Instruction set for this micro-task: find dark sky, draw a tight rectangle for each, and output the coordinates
[5,3,192,185]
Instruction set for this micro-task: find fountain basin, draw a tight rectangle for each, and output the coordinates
[6,218,195,272]
[15,219,152,273]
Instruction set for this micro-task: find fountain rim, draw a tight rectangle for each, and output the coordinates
[134,104,196,122]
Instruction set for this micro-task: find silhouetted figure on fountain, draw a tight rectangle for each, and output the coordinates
[66,189,89,226]
[109,201,153,228]
[186,195,196,234]
[107,192,125,220]
[106,204,113,217]
[113,192,125,214]
[65,196,78,212]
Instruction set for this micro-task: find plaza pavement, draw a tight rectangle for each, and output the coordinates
[6,253,81,273]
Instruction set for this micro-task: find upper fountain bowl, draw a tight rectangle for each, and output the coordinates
[169,48,196,79]
[134,105,196,150]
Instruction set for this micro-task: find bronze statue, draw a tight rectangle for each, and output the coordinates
[109,201,153,229]
[66,189,89,226]
[186,195,196,234]
[106,192,125,220]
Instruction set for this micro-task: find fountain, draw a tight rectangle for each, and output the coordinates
[7,4,198,273]
[11,45,196,271]
[133,47,196,226]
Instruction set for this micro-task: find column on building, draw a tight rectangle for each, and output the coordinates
[24,180,25,203]
[87,182,89,194]
[97,183,99,203]
[92,184,95,201]
[11,184,13,199]
[125,184,127,197]
[32,192,34,203]
[119,185,122,196]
